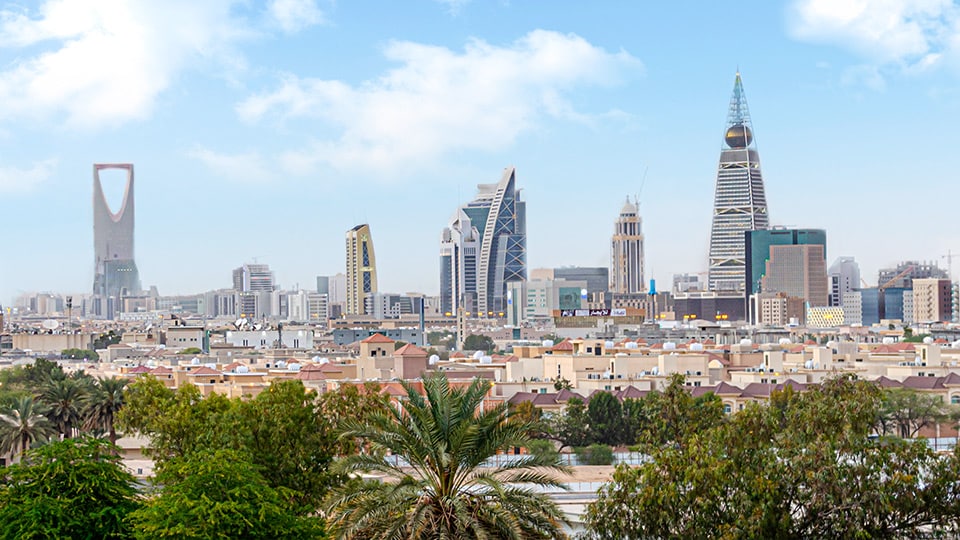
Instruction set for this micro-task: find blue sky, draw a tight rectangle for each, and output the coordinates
[2,0,960,304]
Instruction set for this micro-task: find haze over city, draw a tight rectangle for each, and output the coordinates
[2,0,959,304]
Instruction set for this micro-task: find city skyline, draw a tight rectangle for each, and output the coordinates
[3,1,960,304]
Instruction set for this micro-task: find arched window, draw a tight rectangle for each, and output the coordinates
[723,403,732,414]
[951,395,960,405]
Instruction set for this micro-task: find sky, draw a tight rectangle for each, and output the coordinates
[3,0,960,305]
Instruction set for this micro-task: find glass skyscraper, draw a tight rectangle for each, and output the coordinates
[440,167,526,316]
[708,72,769,292]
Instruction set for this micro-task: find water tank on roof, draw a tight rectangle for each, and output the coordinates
[923,336,934,344]
[472,351,484,360]
[191,357,200,365]
[429,354,440,365]
[826,340,836,348]
[480,356,492,364]
[663,342,677,351]
[779,338,792,345]
[605,340,615,349]
[204,363,216,370]
[288,363,301,372]
[542,340,555,348]
[804,360,814,369]
[276,360,287,368]
[740,338,752,346]
[882,337,895,345]
[319,358,330,364]
[625,342,638,350]
[651,366,660,375]
[236,365,250,374]
[690,343,704,352]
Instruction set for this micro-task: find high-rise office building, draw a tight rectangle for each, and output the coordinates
[828,257,861,307]
[878,261,948,289]
[554,267,609,295]
[761,244,829,308]
[745,228,826,295]
[346,224,378,315]
[708,72,769,292]
[92,163,141,304]
[439,167,526,316]
[610,197,645,294]
[232,264,275,292]
[912,278,953,323]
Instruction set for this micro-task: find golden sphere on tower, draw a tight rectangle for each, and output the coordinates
[725,123,752,148]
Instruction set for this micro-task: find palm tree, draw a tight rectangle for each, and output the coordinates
[39,378,86,439]
[0,396,56,458]
[326,372,571,539]
[83,377,128,445]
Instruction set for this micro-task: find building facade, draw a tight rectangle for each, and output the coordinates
[745,228,826,295]
[232,264,275,293]
[708,72,770,292]
[610,198,645,294]
[761,244,829,308]
[829,256,861,307]
[439,167,526,316]
[346,224,378,316]
[913,278,953,323]
[92,164,141,312]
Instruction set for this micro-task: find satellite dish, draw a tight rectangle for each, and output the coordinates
[42,319,59,330]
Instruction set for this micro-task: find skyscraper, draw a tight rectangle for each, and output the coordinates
[745,228,826,295]
[610,197,645,294]
[439,167,526,316]
[708,72,769,292]
[92,163,141,304]
[346,224,378,315]
[828,257,861,307]
[232,263,275,292]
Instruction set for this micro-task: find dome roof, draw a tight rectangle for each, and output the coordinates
[725,123,752,148]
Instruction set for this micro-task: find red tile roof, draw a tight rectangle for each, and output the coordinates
[394,344,428,356]
[149,366,172,374]
[551,339,574,352]
[361,333,394,344]
[188,366,221,376]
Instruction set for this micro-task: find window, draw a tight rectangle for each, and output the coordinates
[723,404,732,414]
[952,396,960,405]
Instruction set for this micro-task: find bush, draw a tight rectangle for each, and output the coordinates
[575,444,614,465]
[525,439,558,460]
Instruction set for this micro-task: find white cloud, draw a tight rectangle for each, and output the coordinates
[434,0,472,15]
[187,147,275,184]
[0,0,249,129]
[237,30,640,174]
[0,159,58,193]
[267,0,324,33]
[789,0,958,67]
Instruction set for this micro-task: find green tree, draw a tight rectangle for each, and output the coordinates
[553,396,590,449]
[574,443,614,465]
[583,376,960,539]
[116,375,175,437]
[0,396,55,458]
[179,347,202,355]
[877,387,950,438]
[587,391,625,446]
[509,400,548,438]
[463,334,495,353]
[60,348,99,361]
[317,381,392,456]
[83,376,128,445]
[38,378,86,439]
[93,331,121,350]
[326,372,571,539]
[0,437,139,539]
[634,373,724,450]
[129,449,325,540]
[243,380,340,513]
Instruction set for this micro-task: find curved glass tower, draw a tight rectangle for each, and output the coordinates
[707,72,769,292]
[440,167,526,317]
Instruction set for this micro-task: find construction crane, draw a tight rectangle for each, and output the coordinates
[879,265,915,291]
[943,250,959,280]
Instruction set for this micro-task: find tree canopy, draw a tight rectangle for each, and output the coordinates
[0,437,140,540]
[583,376,960,539]
[326,372,571,539]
